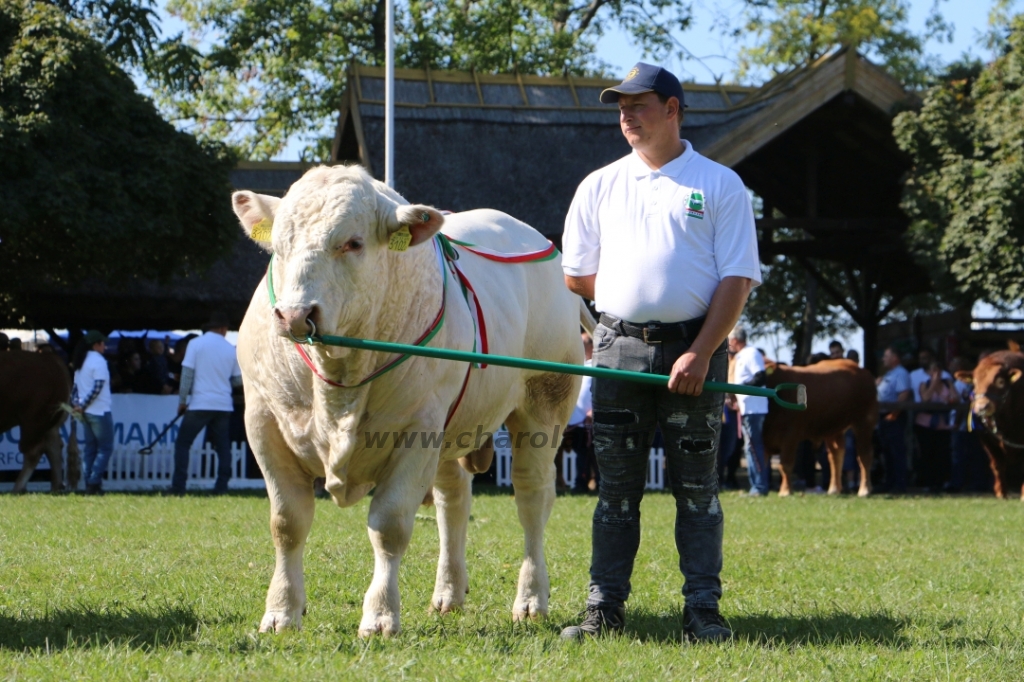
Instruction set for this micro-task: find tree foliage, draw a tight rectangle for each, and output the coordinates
[735,0,951,86]
[894,15,1024,308]
[156,0,694,160]
[0,0,237,312]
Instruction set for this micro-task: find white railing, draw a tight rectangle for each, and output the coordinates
[495,447,666,491]
[2,441,266,492]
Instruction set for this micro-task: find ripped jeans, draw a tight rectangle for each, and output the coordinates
[587,322,727,611]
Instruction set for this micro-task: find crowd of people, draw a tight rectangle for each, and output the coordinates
[1,315,241,495]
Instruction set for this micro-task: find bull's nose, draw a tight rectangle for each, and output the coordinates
[974,399,995,417]
[274,306,316,339]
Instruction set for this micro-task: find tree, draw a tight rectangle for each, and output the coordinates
[735,0,951,87]
[155,0,694,160]
[894,14,1024,308]
[0,0,237,320]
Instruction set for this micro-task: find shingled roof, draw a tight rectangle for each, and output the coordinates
[330,65,760,236]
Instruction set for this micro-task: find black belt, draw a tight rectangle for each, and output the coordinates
[599,313,706,344]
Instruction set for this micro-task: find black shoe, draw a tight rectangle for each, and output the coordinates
[84,483,104,496]
[683,605,733,642]
[560,604,626,640]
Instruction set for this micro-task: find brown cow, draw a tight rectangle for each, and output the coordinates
[762,359,878,497]
[966,350,1024,500]
[0,352,80,492]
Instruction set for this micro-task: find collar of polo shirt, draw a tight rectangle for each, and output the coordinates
[629,140,696,177]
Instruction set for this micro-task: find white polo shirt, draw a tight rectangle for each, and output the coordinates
[181,332,241,412]
[732,346,769,415]
[562,141,762,323]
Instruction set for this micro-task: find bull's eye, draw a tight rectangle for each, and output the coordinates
[337,237,364,254]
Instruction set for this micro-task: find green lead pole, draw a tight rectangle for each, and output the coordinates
[312,333,808,411]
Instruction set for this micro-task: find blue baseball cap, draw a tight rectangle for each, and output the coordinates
[599,62,687,108]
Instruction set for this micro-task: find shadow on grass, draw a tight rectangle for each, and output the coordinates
[0,605,202,652]
[624,608,910,647]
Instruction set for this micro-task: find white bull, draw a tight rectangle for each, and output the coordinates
[233,165,593,636]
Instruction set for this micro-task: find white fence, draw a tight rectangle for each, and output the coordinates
[2,441,265,493]
[495,447,666,490]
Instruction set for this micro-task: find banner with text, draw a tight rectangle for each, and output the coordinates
[0,395,186,471]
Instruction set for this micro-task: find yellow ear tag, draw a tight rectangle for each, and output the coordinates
[388,225,412,252]
[251,218,273,243]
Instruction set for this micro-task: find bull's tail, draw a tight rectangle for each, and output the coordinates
[579,298,596,335]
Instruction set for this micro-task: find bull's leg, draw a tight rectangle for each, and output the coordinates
[504,412,556,621]
[825,436,844,495]
[853,421,874,497]
[430,457,472,614]
[776,444,797,497]
[359,450,438,637]
[249,412,315,633]
[45,427,66,493]
[12,442,44,494]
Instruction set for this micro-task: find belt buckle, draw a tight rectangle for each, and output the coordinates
[642,326,661,344]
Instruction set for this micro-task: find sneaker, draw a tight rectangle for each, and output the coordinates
[559,604,626,640]
[683,605,733,642]
[741,489,762,498]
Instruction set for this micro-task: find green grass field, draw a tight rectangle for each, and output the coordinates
[1,488,1022,680]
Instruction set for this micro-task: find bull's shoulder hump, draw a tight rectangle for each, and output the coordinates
[441,209,550,252]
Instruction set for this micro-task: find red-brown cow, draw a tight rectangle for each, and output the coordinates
[762,359,878,497]
[966,350,1024,500]
[0,352,80,492]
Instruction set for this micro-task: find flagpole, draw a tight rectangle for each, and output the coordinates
[384,0,395,188]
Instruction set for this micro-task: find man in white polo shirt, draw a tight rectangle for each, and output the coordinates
[559,62,761,642]
[728,326,770,496]
[170,311,242,495]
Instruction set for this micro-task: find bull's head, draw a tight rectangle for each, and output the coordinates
[231,166,444,342]
[971,361,1022,419]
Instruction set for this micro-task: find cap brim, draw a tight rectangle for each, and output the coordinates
[599,83,654,104]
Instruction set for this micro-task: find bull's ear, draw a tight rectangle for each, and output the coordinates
[232,191,281,251]
[1010,368,1022,384]
[954,371,974,385]
[385,204,445,250]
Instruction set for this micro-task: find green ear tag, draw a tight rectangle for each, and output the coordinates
[251,218,273,243]
[388,225,412,252]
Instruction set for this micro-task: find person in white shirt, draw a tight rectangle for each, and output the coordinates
[170,312,242,495]
[728,326,770,496]
[72,329,114,495]
[559,62,761,643]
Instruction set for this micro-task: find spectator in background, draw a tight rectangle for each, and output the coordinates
[142,339,174,394]
[846,349,860,365]
[876,345,912,494]
[72,330,114,495]
[729,326,770,497]
[916,360,957,492]
[829,340,844,359]
[118,351,146,393]
[0,332,8,351]
[170,312,242,495]
[947,356,972,493]
[910,348,952,403]
[567,332,596,492]
[9,338,22,351]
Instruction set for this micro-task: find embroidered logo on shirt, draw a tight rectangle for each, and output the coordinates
[686,191,705,219]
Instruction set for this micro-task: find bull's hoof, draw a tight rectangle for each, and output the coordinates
[777,488,792,497]
[358,613,399,638]
[258,609,303,633]
[429,589,466,615]
[512,598,548,622]
[857,487,871,498]
[827,487,842,495]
